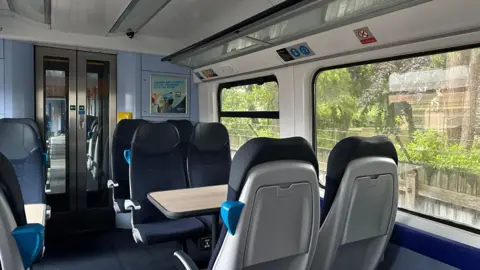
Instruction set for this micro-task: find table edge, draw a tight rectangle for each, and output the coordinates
[147,193,221,220]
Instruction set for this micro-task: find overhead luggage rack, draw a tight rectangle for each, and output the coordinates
[163,0,431,69]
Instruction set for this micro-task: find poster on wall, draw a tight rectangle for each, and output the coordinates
[150,74,188,114]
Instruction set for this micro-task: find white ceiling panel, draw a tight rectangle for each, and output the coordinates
[140,0,275,44]
[51,0,131,36]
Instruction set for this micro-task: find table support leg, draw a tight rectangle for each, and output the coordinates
[211,214,219,252]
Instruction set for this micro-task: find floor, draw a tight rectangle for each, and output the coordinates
[33,229,209,270]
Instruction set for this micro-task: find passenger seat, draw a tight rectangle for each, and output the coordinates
[0,119,46,205]
[188,122,231,230]
[125,122,205,244]
[108,119,146,213]
[311,136,398,270]
[0,152,44,270]
[175,137,320,270]
[167,119,193,181]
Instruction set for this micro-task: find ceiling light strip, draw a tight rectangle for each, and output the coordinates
[108,0,172,34]
[108,0,141,33]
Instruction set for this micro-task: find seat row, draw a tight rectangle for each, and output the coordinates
[173,135,399,270]
[108,119,232,244]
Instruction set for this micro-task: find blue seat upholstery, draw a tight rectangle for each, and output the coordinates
[0,119,45,204]
[1,118,45,153]
[0,152,27,226]
[129,122,205,244]
[134,219,205,245]
[188,122,231,188]
[167,119,193,180]
[110,119,147,212]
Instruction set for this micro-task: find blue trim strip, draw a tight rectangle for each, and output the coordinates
[123,150,131,165]
[391,223,480,270]
[221,200,244,235]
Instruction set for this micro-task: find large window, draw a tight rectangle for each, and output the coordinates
[314,47,480,231]
[219,76,280,151]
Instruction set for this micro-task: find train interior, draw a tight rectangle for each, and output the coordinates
[0,0,479,269]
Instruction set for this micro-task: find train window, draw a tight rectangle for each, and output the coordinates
[219,75,280,152]
[313,47,480,230]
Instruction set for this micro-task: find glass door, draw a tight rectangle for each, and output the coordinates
[77,52,117,211]
[35,47,116,234]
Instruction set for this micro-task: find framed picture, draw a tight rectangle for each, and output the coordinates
[150,74,188,114]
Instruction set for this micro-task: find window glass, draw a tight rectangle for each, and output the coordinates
[314,48,480,230]
[220,78,280,153]
[221,117,280,150]
[221,81,279,112]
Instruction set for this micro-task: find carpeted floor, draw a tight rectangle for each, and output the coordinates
[33,229,209,270]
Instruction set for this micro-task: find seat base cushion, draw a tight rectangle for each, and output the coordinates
[135,218,206,245]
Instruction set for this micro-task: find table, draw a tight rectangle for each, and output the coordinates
[148,184,227,250]
[25,203,46,225]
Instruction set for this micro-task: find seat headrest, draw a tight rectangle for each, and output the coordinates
[229,137,318,194]
[191,122,229,151]
[114,119,147,145]
[167,119,193,143]
[327,136,398,181]
[0,120,39,160]
[0,153,26,226]
[132,122,179,155]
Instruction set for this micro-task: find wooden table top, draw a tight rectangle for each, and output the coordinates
[24,203,46,225]
[147,185,228,219]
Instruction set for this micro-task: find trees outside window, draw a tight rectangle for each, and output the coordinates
[219,78,280,151]
[314,48,480,230]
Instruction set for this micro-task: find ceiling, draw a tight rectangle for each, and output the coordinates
[0,0,285,54]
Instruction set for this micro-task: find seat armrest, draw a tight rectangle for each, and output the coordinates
[124,199,141,211]
[174,251,199,270]
[107,179,119,189]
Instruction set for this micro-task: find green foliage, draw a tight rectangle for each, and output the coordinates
[221,82,280,149]
[315,52,480,175]
[397,130,480,174]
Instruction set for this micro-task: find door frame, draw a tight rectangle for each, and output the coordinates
[77,51,117,209]
[35,46,117,234]
[35,46,78,211]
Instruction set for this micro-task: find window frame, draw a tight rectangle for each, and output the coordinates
[311,42,480,234]
[217,75,280,121]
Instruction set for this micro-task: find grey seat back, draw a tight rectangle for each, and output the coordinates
[0,152,27,270]
[311,136,398,270]
[209,137,320,270]
[0,119,45,204]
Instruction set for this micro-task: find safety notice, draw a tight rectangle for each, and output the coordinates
[354,27,377,44]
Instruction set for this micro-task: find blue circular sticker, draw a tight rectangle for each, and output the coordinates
[299,45,311,55]
[290,48,300,57]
